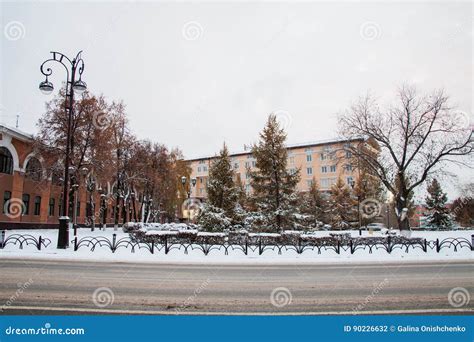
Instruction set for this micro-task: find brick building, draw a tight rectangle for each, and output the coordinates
[0,124,137,229]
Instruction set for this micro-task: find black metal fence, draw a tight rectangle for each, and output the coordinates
[1,230,473,256]
[0,230,51,250]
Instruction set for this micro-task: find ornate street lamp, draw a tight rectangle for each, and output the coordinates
[39,51,86,248]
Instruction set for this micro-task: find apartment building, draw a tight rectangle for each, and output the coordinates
[186,138,364,201]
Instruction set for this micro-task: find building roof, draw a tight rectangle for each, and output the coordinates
[185,137,364,162]
[0,123,34,142]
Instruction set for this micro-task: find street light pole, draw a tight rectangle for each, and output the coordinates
[39,51,87,249]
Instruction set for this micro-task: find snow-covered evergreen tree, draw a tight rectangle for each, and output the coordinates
[327,177,357,230]
[299,178,326,229]
[197,203,232,232]
[249,114,300,232]
[206,143,238,213]
[425,178,452,228]
[197,143,238,231]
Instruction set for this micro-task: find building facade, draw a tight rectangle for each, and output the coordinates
[186,138,363,201]
[0,124,139,229]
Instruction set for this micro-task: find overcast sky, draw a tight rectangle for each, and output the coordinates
[1,0,472,199]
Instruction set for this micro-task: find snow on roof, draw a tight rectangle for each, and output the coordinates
[0,123,34,142]
[185,137,364,161]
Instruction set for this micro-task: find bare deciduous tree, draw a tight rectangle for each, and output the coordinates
[339,85,473,230]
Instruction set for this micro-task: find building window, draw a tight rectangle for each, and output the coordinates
[234,162,239,169]
[345,164,353,172]
[22,194,30,215]
[3,191,11,214]
[25,157,42,181]
[306,179,313,188]
[320,153,326,161]
[330,165,336,172]
[49,198,55,216]
[34,196,41,215]
[320,178,330,188]
[345,151,352,159]
[346,177,354,186]
[289,168,296,175]
[251,161,256,167]
[306,167,313,175]
[199,160,206,164]
[197,166,201,172]
[0,147,13,175]
[288,156,295,165]
[306,154,312,162]
[203,166,208,172]
[321,166,328,173]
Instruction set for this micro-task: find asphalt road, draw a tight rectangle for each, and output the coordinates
[0,259,472,315]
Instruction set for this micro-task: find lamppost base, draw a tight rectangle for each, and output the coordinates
[58,216,70,249]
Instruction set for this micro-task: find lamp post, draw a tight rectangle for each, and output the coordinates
[181,176,196,222]
[350,180,362,236]
[39,51,87,249]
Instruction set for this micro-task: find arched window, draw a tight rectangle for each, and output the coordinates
[25,157,43,181]
[0,147,13,174]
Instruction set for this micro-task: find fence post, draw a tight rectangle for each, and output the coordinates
[245,240,248,255]
[0,230,5,249]
[258,237,263,255]
[112,233,117,253]
[471,235,474,251]
[423,239,427,253]
[436,238,440,253]
[339,240,342,254]
[387,235,391,254]
[151,242,154,254]
[164,235,169,254]
[74,236,78,251]
[38,236,42,251]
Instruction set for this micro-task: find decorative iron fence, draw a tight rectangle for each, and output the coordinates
[1,230,473,256]
[0,231,51,250]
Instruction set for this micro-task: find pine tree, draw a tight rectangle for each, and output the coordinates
[353,169,385,226]
[327,177,357,230]
[198,143,238,231]
[425,178,452,228]
[249,114,300,232]
[206,143,238,214]
[300,178,326,229]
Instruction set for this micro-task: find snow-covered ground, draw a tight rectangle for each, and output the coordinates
[0,228,472,265]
